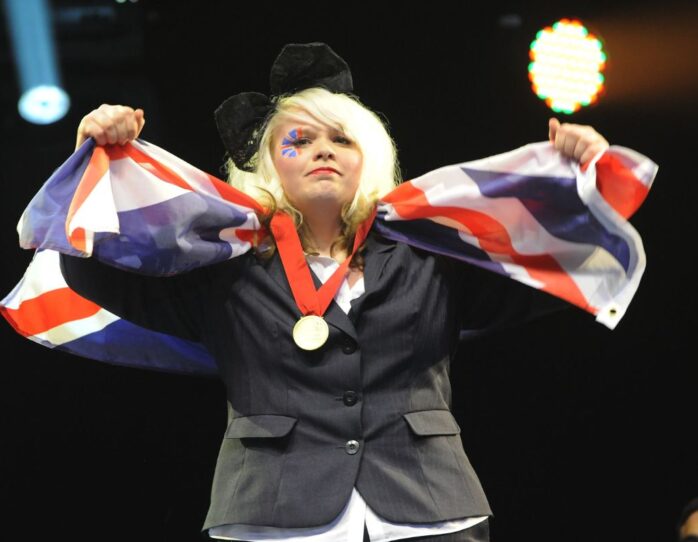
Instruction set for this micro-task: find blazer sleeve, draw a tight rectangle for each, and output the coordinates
[59,253,220,342]
[439,256,570,337]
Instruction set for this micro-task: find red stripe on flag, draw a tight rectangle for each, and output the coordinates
[235,228,270,245]
[108,144,195,191]
[66,146,110,252]
[591,153,650,219]
[1,288,101,336]
[70,227,87,252]
[383,182,592,311]
[114,144,264,212]
[205,173,265,211]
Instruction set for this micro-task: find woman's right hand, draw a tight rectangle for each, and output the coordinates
[75,104,146,151]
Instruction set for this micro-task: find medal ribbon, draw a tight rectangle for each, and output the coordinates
[270,205,377,318]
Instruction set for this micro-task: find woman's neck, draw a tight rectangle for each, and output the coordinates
[302,209,346,260]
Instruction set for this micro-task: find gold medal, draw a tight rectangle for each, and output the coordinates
[270,208,376,353]
[293,315,329,351]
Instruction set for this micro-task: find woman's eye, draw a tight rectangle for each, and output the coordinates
[290,136,351,146]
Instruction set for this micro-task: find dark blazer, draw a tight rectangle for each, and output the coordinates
[60,229,565,532]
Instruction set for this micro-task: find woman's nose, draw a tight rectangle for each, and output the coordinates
[314,140,335,159]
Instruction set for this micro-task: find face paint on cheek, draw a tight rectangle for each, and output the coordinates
[280,128,303,158]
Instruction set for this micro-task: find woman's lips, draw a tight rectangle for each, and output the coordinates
[310,168,339,175]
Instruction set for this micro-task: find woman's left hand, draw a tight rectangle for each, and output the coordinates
[548,117,609,165]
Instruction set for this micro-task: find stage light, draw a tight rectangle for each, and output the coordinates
[3,0,71,124]
[528,19,607,114]
[18,85,70,125]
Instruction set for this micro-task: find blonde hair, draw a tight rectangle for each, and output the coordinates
[223,87,401,265]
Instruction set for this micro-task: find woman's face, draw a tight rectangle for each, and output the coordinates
[270,110,363,215]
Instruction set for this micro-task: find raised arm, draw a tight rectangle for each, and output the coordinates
[59,252,209,342]
[453,119,619,336]
[63,104,210,341]
[440,255,569,338]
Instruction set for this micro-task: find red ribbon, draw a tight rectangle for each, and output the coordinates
[270,206,377,317]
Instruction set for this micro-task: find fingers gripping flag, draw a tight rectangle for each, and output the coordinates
[1,138,657,375]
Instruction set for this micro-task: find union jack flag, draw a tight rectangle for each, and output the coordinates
[0,138,657,376]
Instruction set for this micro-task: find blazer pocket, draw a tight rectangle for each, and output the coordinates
[225,414,298,439]
[403,409,461,436]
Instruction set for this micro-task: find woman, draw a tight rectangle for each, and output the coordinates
[65,43,612,542]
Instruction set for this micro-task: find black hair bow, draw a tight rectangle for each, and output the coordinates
[214,42,354,172]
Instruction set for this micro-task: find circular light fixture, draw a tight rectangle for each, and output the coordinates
[528,19,607,114]
[18,84,70,125]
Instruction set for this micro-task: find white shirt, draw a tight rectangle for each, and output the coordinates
[209,254,487,541]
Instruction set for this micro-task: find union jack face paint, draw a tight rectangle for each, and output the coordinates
[281,128,303,158]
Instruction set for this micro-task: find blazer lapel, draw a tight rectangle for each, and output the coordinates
[260,253,303,315]
[348,230,396,321]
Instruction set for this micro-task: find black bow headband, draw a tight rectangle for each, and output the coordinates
[214,42,355,173]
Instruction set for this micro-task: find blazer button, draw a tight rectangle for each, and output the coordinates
[343,390,358,406]
[345,440,360,455]
[341,338,357,354]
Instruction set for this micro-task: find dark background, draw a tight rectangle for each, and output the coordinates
[1,1,696,541]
